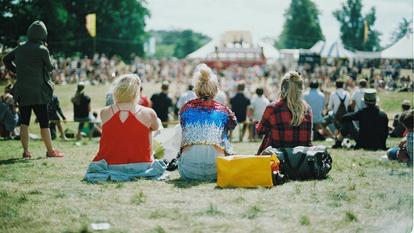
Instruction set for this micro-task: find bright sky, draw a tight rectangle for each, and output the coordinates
[145,0,413,47]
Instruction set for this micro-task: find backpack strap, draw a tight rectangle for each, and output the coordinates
[336,92,346,102]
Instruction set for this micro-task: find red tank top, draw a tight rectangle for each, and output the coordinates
[93,105,152,164]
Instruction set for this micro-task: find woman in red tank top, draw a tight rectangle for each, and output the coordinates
[84,74,166,182]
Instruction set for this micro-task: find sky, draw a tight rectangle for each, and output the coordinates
[145,0,413,47]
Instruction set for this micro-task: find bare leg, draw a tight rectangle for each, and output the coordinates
[57,122,66,140]
[40,128,54,153]
[76,122,82,141]
[239,122,248,142]
[20,124,30,154]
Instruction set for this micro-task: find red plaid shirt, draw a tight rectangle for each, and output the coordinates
[256,99,312,154]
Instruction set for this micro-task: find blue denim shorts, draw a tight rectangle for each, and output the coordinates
[178,145,224,181]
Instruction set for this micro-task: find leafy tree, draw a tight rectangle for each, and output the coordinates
[0,0,70,51]
[0,0,150,60]
[151,30,210,58]
[390,18,413,44]
[173,30,210,58]
[333,0,381,51]
[277,0,324,49]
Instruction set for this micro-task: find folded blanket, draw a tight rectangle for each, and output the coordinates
[84,159,167,182]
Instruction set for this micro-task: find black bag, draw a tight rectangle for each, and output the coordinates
[261,145,332,180]
[334,93,347,122]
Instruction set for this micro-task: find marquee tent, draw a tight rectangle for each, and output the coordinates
[381,33,413,59]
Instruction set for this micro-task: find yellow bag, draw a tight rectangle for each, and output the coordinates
[216,155,280,188]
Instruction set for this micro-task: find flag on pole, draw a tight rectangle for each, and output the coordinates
[86,13,96,38]
[363,20,369,43]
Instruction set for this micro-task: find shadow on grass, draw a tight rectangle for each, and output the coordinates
[166,178,209,189]
[0,157,43,166]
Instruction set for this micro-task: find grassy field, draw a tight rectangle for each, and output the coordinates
[0,139,412,233]
[0,83,413,232]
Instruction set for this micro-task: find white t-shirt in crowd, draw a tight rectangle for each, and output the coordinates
[351,88,366,111]
[176,90,196,110]
[250,95,270,121]
[214,90,227,105]
[328,88,351,114]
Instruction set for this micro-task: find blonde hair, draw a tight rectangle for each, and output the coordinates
[112,74,141,103]
[279,71,306,126]
[194,64,218,98]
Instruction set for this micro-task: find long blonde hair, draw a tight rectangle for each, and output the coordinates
[279,71,306,126]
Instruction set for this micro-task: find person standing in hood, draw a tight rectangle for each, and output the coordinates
[3,20,64,158]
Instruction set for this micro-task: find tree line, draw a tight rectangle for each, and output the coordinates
[0,0,410,60]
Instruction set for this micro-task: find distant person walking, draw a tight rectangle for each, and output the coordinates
[151,82,173,128]
[3,20,63,158]
[71,83,92,140]
[48,95,67,140]
[249,88,269,140]
[230,83,250,142]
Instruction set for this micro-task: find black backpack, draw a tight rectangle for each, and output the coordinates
[334,93,347,122]
[261,146,333,180]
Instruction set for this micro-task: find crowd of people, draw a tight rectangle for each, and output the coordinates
[1,20,413,182]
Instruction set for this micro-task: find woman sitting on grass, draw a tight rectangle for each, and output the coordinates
[256,71,313,154]
[84,74,166,182]
[178,64,237,181]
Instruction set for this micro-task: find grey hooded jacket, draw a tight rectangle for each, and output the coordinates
[3,20,54,106]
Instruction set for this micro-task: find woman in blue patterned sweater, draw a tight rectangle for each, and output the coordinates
[178,64,237,181]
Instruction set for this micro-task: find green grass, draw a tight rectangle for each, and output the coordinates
[0,139,412,233]
[0,83,413,232]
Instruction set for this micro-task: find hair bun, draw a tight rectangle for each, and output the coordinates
[199,69,210,82]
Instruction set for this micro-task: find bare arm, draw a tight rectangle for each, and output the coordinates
[150,110,160,131]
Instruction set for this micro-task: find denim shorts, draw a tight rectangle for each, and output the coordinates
[178,145,224,181]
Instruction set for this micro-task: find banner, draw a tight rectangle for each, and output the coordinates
[86,13,96,38]
[363,20,369,43]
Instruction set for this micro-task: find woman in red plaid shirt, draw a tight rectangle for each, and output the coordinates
[256,71,312,154]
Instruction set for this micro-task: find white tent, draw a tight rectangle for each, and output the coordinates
[186,31,280,60]
[322,40,354,59]
[258,42,280,59]
[381,33,414,59]
[309,40,326,54]
[308,40,354,59]
[186,38,218,59]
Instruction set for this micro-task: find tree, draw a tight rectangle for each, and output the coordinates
[150,30,210,58]
[333,0,381,51]
[173,30,210,58]
[390,18,413,45]
[0,0,150,60]
[0,0,71,53]
[277,0,324,49]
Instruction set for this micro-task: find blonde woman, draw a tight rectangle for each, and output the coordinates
[178,64,237,181]
[256,71,313,154]
[84,74,166,182]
